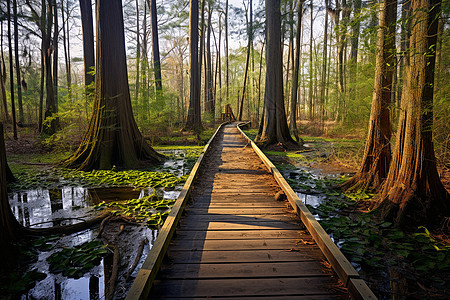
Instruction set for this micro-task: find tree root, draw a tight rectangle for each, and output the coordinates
[105,245,120,300]
[21,212,111,236]
[125,238,148,282]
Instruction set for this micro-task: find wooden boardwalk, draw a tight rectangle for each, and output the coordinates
[147,124,351,299]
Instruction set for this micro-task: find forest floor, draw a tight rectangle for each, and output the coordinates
[3,125,449,299]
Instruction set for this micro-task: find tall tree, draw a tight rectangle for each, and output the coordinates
[378,0,448,226]
[52,0,58,111]
[238,0,253,121]
[289,0,304,142]
[13,0,24,124]
[63,0,161,170]
[79,0,95,88]
[148,0,163,92]
[342,0,396,192]
[184,0,202,132]
[255,0,296,148]
[204,1,214,115]
[319,0,329,125]
[225,0,229,109]
[308,0,314,120]
[61,0,72,101]
[0,22,10,124]
[135,0,140,103]
[7,0,17,139]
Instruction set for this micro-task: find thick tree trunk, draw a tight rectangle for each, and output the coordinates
[378,0,449,226]
[148,0,162,92]
[184,0,202,132]
[256,0,296,148]
[38,0,45,132]
[342,0,396,192]
[62,0,161,170]
[0,123,21,247]
[79,0,95,88]
[7,0,17,139]
[289,0,304,142]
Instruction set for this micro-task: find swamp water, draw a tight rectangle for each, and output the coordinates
[7,149,191,299]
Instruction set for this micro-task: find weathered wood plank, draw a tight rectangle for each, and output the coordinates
[150,277,348,298]
[169,238,317,251]
[185,207,289,215]
[174,229,309,240]
[173,221,300,231]
[158,261,333,279]
[166,249,325,264]
[179,214,296,223]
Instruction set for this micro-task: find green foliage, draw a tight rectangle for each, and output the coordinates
[9,168,188,191]
[94,193,176,228]
[0,269,47,295]
[47,240,108,279]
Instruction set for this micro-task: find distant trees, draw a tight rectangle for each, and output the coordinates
[79,0,95,89]
[63,0,161,170]
[255,0,296,148]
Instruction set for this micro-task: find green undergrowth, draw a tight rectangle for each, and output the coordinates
[47,240,108,279]
[303,176,450,296]
[94,193,176,228]
[9,168,188,191]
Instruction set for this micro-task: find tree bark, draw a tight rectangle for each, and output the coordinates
[308,0,314,121]
[289,0,304,142]
[238,0,252,121]
[184,0,202,132]
[61,0,72,101]
[135,0,140,104]
[79,0,95,88]
[62,0,161,170]
[52,0,58,112]
[204,3,214,116]
[7,0,17,139]
[256,0,296,148]
[0,27,10,124]
[320,0,329,128]
[225,0,229,110]
[148,0,162,92]
[342,0,396,192]
[377,0,449,226]
[13,0,24,124]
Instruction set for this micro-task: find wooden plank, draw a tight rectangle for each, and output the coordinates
[158,261,333,279]
[166,249,325,264]
[195,195,277,202]
[174,229,309,240]
[180,214,296,223]
[185,207,289,215]
[125,123,227,300]
[161,296,350,300]
[237,124,371,298]
[174,221,300,231]
[150,277,348,298]
[188,201,287,208]
[169,238,318,251]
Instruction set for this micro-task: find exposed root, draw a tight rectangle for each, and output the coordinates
[125,238,148,282]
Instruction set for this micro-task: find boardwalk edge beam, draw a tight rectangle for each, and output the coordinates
[237,122,377,300]
[125,123,228,300]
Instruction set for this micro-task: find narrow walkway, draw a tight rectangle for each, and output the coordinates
[148,124,349,298]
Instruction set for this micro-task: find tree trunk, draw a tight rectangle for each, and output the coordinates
[0,122,21,248]
[52,0,58,112]
[256,0,296,148]
[225,0,229,110]
[62,0,161,170]
[342,0,396,192]
[13,0,24,124]
[135,0,140,103]
[148,0,162,92]
[289,0,304,142]
[320,0,329,128]
[7,0,17,139]
[204,3,214,116]
[79,0,95,88]
[38,0,45,132]
[257,38,265,123]
[62,0,72,101]
[184,0,202,132]
[0,26,10,124]
[238,0,252,121]
[378,0,449,226]
[396,0,411,113]
[308,0,314,121]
